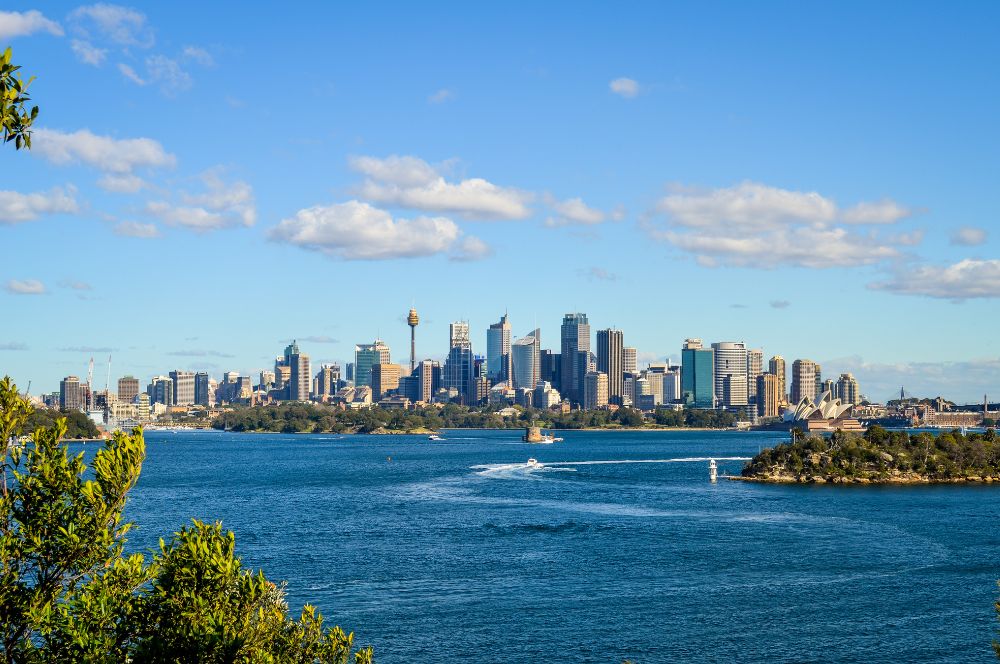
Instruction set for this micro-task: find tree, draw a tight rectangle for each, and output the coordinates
[0,377,372,662]
[0,48,37,150]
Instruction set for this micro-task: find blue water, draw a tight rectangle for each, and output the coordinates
[108,429,1000,662]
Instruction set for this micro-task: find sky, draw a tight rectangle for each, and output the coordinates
[1,2,998,403]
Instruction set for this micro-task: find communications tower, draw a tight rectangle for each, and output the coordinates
[407,307,419,372]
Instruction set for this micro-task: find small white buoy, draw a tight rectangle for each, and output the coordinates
[709,458,718,483]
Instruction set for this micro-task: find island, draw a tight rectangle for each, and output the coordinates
[739,426,1000,484]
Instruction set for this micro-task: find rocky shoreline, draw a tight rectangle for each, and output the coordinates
[733,471,1000,485]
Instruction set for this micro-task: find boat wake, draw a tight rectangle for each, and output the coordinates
[471,462,576,478]
[522,457,751,467]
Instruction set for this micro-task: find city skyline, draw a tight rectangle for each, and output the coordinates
[1,3,998,402]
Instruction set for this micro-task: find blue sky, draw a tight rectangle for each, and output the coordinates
[1,2,998,403]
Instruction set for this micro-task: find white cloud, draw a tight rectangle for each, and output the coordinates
[113,220,159,237]
[579,266,617,282]
[70,39,106,65]
[0,187,78,224]
[544,196,607,227]
[0,10,63,40]
[59,279,92,290]
[0,342,28,351]
[68,4,153,48]
[869,259,1000,300]
[146,172,255,231]
[269,200,465,260]
[117,62,146,85]
[450,236,493,262]
[609,77,640,98]
[144,54,191,94]
[181,45,213,66]
[350,154,531,220]
[650,181,916,268]
[950,226,987,247]
[97,173,146,192]
[32,128,175,174]
[4,279,46,295]
[428,88,455,104]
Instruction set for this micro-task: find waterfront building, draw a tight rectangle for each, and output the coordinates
[623,347,637,375]
[790,359,818,404]
[769,355,787,402]
[169,370,195,406]
[148,376,174,406]
[712,341,748,409]
[511,329,541,390]
[560,313,590,405]
[747,348,764,405]
[486,314,512,385]
[596,328,624,405]
[836,373,860,405]
[757,373,780,418]
[117,375,139,404]
[60,376,85,411]
[354,340,391,388]
[371,363,401,399]
[681,339,714,408]
[584,371,609,410]
[194,371,210,406]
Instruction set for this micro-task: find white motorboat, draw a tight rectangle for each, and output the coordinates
[526,458,541,467]
[428,434,444,441]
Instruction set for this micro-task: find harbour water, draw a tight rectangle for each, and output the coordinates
[111,429,1000,662]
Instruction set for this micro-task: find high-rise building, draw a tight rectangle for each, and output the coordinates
[560,313,590,405]
[286,342,312,401]
[444,322,475,404]
[836,373,860,405]
[712,342,748,409]
[449,321,470,348]
[769,355,787,402]
[814,363,823,399]
[117,375,139,404]
[540,350,560,387]
[354,340,391,388]
[60,376,85,411]
[757,373,780,418]
[662,368,682,403]
[623,347,638,375]
[511,329,541,390]
[148,376,174,406]
[194,372,210,406]
[790,359,818,404]
[314,364,340,399]
[584,371,609,410]
[596,329,624,405]
[747,348,764,404]
[681,339,714,408]
[822,378,835,395]
[169,370,196,406]
[486,314,512,384]
[372,363,401,399]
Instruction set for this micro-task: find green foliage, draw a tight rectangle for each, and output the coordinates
[0,48,37,150]
[0,377,372,662]
[25,407,100,439]
[742,425,1000,482]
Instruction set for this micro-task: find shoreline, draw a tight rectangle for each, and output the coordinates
[732,474,1000,485]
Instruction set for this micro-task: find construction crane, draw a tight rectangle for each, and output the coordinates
[105,354,112,400]
[87,357,95,410]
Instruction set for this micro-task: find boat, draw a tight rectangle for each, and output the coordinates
[526,458,541,467]
[428,434,444,441]
[523,426,563,444]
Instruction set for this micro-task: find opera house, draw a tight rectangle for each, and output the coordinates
[778,390,865,432]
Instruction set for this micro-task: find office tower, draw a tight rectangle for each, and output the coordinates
[747,348,764,404]
[814,363,823,398]
[511,329,541,390]
[407,307,420,372]
[596,328,624,405]
[540,350,560,387]
[117,375,139,404]
[236,375,254,401]
[712,342,748,409]
[623,347,638,375]
[836,373,860,405]
[822,378,835,395]
[169,370,196,406]
[486,313,512,384]
[136,393,150,421]
[584,371,609,410]
[194,372,210,406]
[560,313,590,405]
[444,322,475,404]
[354,340,391,388]
[681,339,714,408]
[769,355,787,402]
[413,359,435,403]
[60,376,85,411]
[314,365,339,399]
[662,368,681,403]
[757,373,780,418]
[790,359,818,404]
[286,343,312,401]
[644,368,664,405]
[148,376,174,406]
[275,366,291,391]
[259,370,276,391]
[371,363,401,399]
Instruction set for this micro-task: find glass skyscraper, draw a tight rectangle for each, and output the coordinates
[681,338,714,408]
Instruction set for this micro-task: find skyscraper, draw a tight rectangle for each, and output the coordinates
[791,359,818,404]
[194,372,210,406]
[169,370,195,406]
[814,363,823,399]
[354,340,391,388]
[117,375,139,403]
[449,321,470,348]
[371,363,401,399]
[712,341,748,409]
[836,373,860,405]
[584,371,609,410]
[486,314,512,385]
[681,339,714,408]
[287,343,312,401]
[623,347,637,375]
[560,313,590,405]
[511,329,541,390]
[444,322,475,404]
[60,376,85,411]
[746,348,764,405]
[769,355,787,402]
[596,328,624,405]
[757,373,780,418]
